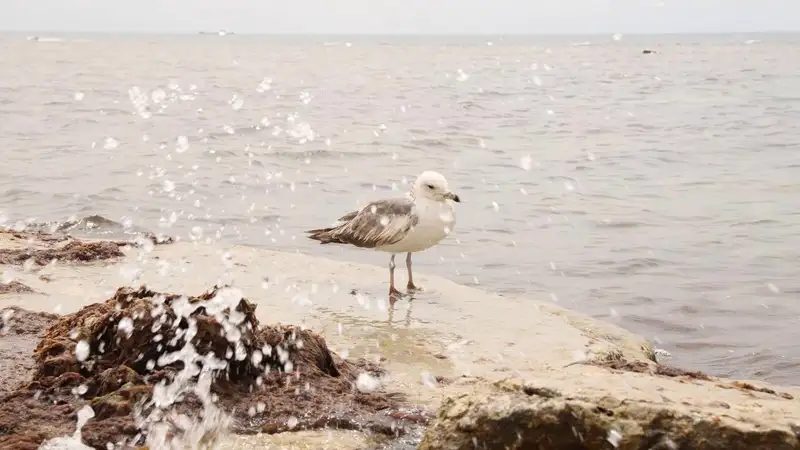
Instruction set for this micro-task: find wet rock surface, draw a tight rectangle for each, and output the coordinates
[419,373,800,450]
[0,280,35,294]
[0,286,414,449]
[0,226,173,269]
[0,228,124,266]
[0,307,59,396]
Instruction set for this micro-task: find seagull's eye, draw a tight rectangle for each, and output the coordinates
[425,184,435,190]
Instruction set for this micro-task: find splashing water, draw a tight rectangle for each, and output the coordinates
[47,234,301,448]
[355,372,382,392]
[39,406,95,449]
[132,286,251,449]
[103,137,119,150]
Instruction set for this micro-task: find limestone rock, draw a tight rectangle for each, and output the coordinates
[419,372,800,450]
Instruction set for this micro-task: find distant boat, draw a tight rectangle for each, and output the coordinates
[26,36,64,43]
[198,30,235,36]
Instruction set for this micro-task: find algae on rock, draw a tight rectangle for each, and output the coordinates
[419,377,800,450]
[0,285,413,449]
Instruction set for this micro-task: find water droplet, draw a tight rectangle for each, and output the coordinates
[229,94,244,110]
[520,155,533,171]
[103,137,119,150]
[75,384,88,396]
[119,265,142,284]
[1,270,14,284]
[190,226,203,241]
[117,317,134,338]
[151,89,166,104]
[256,78,273,93]
[251,349,263,365]
[75,340,90,361]
[176,136,189,153]
[421,371,438,388]
[607,429,622,447]
[654,348,672,361]
[356,373,381,392]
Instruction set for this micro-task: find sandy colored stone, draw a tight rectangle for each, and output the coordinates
[419,365,800,450]
[0,228,123,266]
[0,226,173,269]
[0,306,58,395]
[0,280,35,294]
[3,231,800,449]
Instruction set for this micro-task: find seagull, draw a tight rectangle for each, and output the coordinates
[306,171,461,301]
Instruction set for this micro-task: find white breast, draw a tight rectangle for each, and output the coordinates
[381,198,456,253]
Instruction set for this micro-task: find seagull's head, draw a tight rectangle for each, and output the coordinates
[412,171,461,203]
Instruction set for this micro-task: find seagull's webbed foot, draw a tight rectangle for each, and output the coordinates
[389,286,404,303]
[406,283,424,293]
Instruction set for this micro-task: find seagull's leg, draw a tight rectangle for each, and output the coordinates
[389,254,403,301]
[406,252,423,292]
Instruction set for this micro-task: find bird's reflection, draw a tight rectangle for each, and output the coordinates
[387,294,415,328]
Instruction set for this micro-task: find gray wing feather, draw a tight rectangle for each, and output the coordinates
[337,210,359,222]
[329,197,418,248]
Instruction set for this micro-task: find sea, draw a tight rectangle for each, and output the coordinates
[1,32,799,384]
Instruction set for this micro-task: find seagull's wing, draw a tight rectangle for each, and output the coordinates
[309,196,418,248]
[336,210,360,223]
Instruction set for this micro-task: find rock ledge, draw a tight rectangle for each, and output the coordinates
[419,373,800,450]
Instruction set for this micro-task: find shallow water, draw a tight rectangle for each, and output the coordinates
[1,32,799,384]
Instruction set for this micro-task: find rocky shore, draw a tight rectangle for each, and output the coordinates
[1,226,799,450]
[420,364,800,450]
[0,286,419,449]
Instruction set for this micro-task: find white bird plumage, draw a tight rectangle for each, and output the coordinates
[306,171,460,300]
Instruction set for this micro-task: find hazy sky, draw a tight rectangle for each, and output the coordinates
[1,0,798,34]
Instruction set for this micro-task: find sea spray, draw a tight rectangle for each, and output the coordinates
[133,287,257,449]
[39,405,96,450]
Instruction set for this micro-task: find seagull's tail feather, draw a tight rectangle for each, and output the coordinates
[306,226,347,244]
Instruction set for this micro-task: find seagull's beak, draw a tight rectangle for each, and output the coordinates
[444,191,461,203]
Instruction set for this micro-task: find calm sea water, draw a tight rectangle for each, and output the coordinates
[1,32,799,384]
